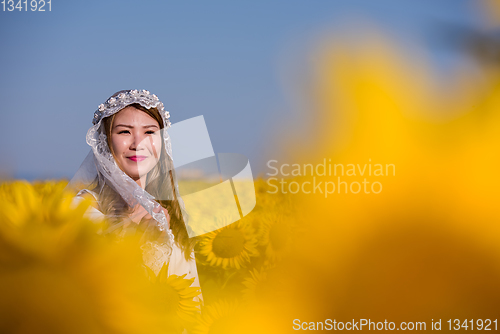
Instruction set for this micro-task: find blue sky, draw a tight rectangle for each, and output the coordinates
[0,0,481,180]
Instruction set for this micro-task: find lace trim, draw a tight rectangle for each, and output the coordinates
[141,241,173,276]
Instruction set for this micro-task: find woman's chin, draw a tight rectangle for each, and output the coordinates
[122,164,154,179]
[120,168,142,181]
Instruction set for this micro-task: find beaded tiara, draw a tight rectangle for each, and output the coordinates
[92,89,171,127]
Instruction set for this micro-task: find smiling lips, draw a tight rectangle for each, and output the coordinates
[127,155,147,162]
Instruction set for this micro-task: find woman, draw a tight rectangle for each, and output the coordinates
[70,89,200,289]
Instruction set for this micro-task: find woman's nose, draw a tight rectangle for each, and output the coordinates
[129,132,147,150]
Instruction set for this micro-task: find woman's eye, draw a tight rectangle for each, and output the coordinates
[118,130,130,134]
[146,131,156,135]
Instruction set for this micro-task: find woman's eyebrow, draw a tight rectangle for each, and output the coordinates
[114,124,159,129]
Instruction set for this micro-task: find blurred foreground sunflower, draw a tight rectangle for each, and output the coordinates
[260,27,500,324]
[0,180,97,261]
[145,261,202,326]
[0,181,177,334]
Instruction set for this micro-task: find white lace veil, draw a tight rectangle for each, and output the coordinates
[66,89,181,244]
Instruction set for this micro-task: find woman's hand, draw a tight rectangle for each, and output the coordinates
[128,204,170,229]
[129,204,148,224]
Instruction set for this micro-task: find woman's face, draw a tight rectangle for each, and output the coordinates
[110,106,162,182]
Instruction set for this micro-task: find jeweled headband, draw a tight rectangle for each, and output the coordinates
[92,89,171,127]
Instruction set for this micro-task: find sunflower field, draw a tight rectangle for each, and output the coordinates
[3,2,500,332]
[0,177,298,334]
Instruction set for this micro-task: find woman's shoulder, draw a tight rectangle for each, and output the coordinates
[76,189,98,201]
[72,189,105,221]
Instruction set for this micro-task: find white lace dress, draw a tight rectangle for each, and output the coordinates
[71,190,202,291]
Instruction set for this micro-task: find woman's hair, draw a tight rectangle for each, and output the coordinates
[89,101,195,260]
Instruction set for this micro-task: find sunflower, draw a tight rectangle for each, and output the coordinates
[145,261,202,325]
[192,300,240,334]
[0,180,97,263]
[198,218,259,270]
[241,266,290,306]
[32,179,69,197]
[0,181,174,334]
[257,212,296,263]
[241,267,268,303]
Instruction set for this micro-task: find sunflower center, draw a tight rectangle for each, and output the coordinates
[212,228,245,258]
